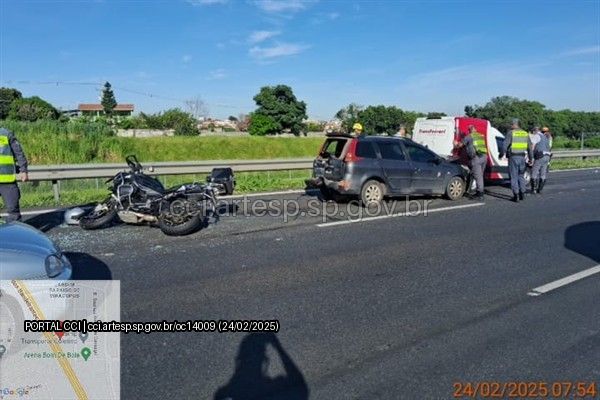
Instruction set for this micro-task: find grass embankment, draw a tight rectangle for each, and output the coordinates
[1,121,321,208]
[1,120,599,209]
[547,157,600,170]
[4,121,322,164]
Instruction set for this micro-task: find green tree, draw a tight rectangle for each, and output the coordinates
[426,112,447,119]
[248,113,279,136]
[101,82,117,115]
[335,103,363,133]
[252,85,307,135]
[402,110,426,134]
[465,96,547,133]
[8,96,58,121]
[357,105,403,135]
[465,96,600,139]
[0,87,22,119]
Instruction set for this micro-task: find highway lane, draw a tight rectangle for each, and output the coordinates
[29,168,600,399]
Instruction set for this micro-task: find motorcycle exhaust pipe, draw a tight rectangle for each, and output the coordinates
[134,212,157,223]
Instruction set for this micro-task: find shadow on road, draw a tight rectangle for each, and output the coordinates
[564,221,600,263]
[483,189,514,201]
[24,209,65,232]
[214,332,309,400]
[65,252,112,280]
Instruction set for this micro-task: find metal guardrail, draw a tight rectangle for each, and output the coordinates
[24,149,600,202]
[28,158,314,181]
[550,149,600,158]
[28,150,600,181]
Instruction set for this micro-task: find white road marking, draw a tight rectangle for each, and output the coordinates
[317,202,484,228]
[528,264,600,296]
[224,189,317,199]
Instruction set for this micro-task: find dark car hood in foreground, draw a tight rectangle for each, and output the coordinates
[0,221,59,257]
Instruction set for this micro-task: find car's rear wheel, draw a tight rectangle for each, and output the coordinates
[361,180,384,207]
[445,176,465,200]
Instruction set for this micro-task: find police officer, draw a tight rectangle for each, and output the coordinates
[454,125,487,200]
[531,126,552,194]
[0,127,28,221]
[500,119,530,202]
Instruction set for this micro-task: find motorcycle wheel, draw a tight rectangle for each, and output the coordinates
[158,200,203,236]
[79,200,117,230]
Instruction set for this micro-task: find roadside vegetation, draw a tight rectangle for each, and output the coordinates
[1,85,599,209]
[6,121,323,164]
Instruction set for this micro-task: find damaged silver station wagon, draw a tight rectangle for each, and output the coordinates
[307,134,469,206]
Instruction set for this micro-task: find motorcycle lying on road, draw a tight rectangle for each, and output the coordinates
[79,155,235,236]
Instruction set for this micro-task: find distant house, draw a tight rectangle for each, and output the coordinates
[78,103,134,117]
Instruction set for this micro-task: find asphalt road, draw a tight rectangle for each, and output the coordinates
[27,168,600,399]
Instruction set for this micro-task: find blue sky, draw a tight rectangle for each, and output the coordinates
[1,0,598,119]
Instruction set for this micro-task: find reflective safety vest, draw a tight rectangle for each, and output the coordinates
[0,129,16,183]
[511,129,529,155]
[471,132,488,155]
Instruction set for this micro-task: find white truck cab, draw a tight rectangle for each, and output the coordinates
[412,116,508,180]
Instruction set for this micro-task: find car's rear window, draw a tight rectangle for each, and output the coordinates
[320,138,348,158]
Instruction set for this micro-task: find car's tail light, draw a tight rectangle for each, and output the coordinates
[45,254,65,278]
[344,139,363,163]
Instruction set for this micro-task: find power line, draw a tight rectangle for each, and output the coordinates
[2,80,238,109]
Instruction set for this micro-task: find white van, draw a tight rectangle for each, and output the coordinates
[412,116,508,180]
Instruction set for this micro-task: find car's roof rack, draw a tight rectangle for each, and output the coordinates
[325,132,354,138]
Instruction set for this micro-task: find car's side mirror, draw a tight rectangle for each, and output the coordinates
[429,158,442,164]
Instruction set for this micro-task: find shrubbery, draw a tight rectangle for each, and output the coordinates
[8,96,59,121]
[116,108,199,136]
[305,121,325,132]
[248,113,279,136]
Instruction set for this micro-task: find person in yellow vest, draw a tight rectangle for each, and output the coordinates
[352,122,365,137]
[0,127,28,221]
[500,119,531,202]
[454,124,487,200]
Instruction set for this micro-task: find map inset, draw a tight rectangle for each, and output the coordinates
[0,280,120,399]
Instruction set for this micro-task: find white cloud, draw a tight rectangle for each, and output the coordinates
[208,69,227,80]
[253,0,310,13]
[182,55,193,63]
[187,0,228,5]
[249,42,309,59]
[248,30,281,44]
[560,45,600,57]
